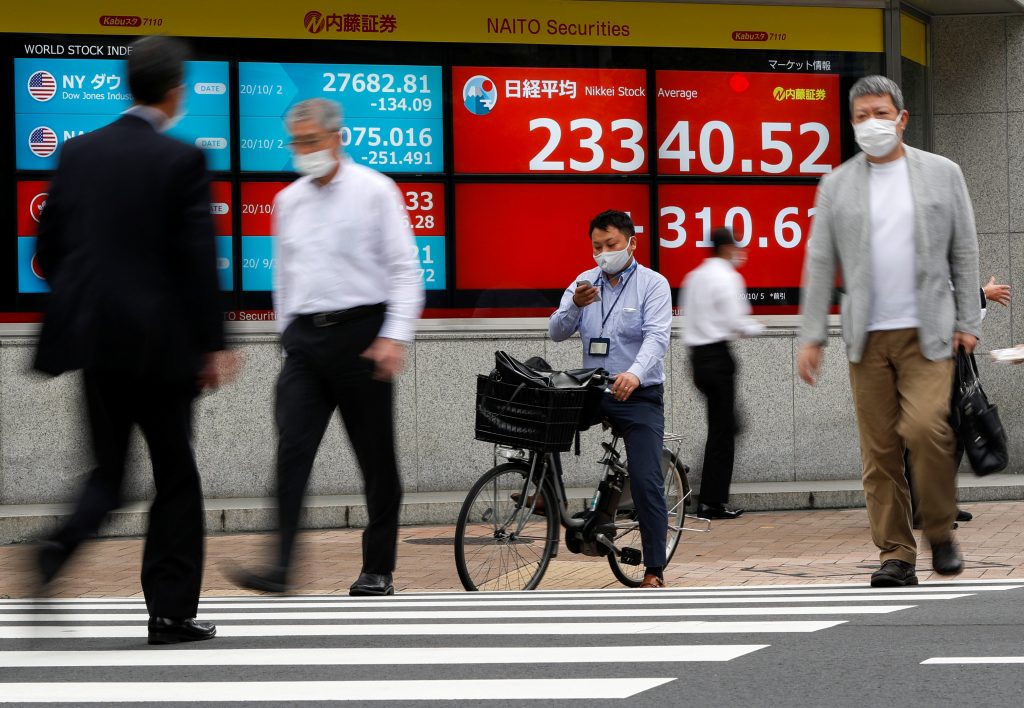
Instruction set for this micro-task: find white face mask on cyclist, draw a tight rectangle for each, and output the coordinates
[594,238,634,275]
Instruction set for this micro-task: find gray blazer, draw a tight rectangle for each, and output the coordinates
[799,144,981,363]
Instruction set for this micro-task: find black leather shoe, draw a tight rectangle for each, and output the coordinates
[697,503,744,520]
[870,559,918,587]
[229,565,290,593]
[956,508,973,522]
[148,617,216,645]
[930,538,964,576]
[349,572,395,596]
[36,540,69,587]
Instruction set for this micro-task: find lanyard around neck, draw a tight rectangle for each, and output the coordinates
[599,271,632,334]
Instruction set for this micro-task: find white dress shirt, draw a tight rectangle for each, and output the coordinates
[680,257,765,346]
[272,158,424,341]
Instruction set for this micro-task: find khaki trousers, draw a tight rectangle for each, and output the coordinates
[848,329,956,565]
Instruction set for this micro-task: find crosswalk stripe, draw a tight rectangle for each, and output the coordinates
[2,580,1017,607]
[921,657,1024,664]
[0,594,971,614]
[0,605,914,622]
[0,644,768,667]
[0,619,844,639]
[0,678,677,702]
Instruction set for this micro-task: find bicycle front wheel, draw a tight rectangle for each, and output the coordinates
[454,462,559,591]
[607,447,689,587]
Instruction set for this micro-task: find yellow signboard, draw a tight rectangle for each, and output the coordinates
[900,12,928,66]
[1,1,884,53]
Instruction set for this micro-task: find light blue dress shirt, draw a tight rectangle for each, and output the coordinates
[548,261,672,386]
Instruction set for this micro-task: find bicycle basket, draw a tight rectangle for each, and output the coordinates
[474,374,587,452]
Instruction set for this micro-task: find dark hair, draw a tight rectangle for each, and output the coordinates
[710,226,736,255]
[588,210,635,238]
[128,36,189,105]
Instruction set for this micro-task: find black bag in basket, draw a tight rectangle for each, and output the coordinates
[475,352,605,452]
[954,348,1008,476]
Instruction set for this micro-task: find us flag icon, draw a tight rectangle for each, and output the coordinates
[29,126,58,158]
[27,70,56,101]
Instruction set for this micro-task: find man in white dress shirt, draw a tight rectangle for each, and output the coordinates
[232,98,424,596]
[680,227,764,520]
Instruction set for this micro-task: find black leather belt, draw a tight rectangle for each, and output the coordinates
[305,303,386,328]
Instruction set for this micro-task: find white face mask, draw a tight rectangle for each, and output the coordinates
[853,113,904,158]
[594,239,634,275]
[293,149,337,178]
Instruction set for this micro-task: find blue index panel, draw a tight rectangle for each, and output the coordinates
[242,235,445,292]
[16,113,232,171]
[216,236,233,291]
[238,62,443,173]
[240,116,441,173]
[15,59,229,116]
[242,236,274,291]
[18,237,48,293]
[416,236,445,291]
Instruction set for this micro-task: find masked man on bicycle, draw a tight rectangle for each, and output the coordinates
[549,210,673,588]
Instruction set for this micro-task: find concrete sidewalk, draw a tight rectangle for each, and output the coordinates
[3,500,1024,598]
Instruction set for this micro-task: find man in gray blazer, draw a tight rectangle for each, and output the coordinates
[798,75,981,588]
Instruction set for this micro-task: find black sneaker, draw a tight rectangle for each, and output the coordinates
[870,559,918,587]
[956,508,973,522]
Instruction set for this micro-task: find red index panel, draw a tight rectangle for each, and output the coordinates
[398,182,445,236]
[18,180,233,237]
[241,182,289,236]
[16,181,49,236]
[453,67,648,175]
[656,71,841,177]
[241,180,444,237]
[456,183,649,290]
[658,183,817,294]
[209,181,233,236]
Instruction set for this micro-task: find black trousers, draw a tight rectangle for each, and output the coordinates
[600,385,668,568]
[275,310,402,575]
[50,369,204,618]
[691,342,737,507]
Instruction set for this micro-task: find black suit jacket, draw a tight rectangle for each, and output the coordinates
[34,114,224,380]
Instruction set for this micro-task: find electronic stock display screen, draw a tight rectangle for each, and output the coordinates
[5,30,882,318]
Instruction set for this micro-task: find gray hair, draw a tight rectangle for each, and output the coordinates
[849,75,905,113]
[285,98,343,133]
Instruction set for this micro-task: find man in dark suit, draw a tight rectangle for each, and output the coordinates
[33,36,233,645]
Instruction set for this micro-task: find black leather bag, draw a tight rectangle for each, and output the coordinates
[954,348,1008,476]
[498,352,607,431]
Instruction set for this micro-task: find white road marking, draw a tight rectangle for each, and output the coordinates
[0,605,914,622]
[0,594,973,613]
[0,619,845,639]
[0,678,677,702]
[0,644,768,667]
[922,657,1024,664]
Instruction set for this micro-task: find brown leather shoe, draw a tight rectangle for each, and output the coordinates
[640,574,665,588]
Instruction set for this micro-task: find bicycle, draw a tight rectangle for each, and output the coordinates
[454,364,709,592]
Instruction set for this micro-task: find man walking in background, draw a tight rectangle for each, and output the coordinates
[798,75,981,587]
[33,36,232,644]
[681,227,765,520]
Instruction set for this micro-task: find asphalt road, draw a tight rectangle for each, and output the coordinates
[0,579,1021,706]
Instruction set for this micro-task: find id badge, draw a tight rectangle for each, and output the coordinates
[588,337,610,357]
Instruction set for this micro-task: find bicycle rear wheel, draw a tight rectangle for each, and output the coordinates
[454,462,559,591]
[607,447,689,587]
